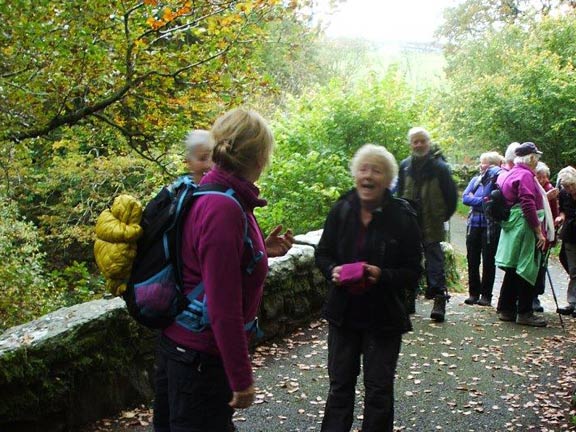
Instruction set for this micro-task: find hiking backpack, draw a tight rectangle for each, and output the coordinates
[123,175,263,330]
[481,167,510,223]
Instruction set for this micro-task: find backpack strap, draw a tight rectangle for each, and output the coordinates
[174,184,264,334]
[192,185,264,273]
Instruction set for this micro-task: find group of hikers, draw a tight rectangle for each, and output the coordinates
[97,107,576,431]
[461,141,576,329]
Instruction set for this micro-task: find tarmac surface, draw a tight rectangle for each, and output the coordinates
[84,215,576,432]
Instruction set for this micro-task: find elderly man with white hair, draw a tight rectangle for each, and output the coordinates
[396,127,458,322]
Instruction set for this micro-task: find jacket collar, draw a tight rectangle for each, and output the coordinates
[200,166,267,210]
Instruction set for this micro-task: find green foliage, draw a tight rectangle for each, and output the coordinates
[256,151,350,235]
[49,262,105,308]
[0,197,52,330]
[442,14,576,172]
[257,72,420,235]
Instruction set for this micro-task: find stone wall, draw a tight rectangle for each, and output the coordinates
[0,229,457,432]
[0,236,326,432]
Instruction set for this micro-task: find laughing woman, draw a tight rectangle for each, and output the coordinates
[315,144,423,432]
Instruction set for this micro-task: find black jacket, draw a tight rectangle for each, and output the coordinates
[315,189,423,334]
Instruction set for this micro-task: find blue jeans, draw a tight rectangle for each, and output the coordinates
[153,335,235,432]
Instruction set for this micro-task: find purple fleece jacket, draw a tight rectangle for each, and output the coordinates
[163,166,268,391]
[499,163,544,229]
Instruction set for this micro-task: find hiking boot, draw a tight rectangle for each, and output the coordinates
[477,295,492,307]
[431,294,448,322]
[516,312,547,327]
[498,311,516,322]
[557,304,575,315]
[532,297,544,313]
[464,296,479,305]
[424,290,435,300]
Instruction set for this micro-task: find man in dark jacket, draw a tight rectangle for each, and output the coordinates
[396,127,458,322]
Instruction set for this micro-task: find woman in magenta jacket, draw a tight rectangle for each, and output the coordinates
[153,108,291,432]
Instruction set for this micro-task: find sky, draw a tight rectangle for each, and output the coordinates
[317,0,464,44]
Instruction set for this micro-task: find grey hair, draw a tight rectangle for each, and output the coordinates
[514,153,540,165]
[558,166,576,187]
[504,142,520,163]
[350,144,398,185]
[184,130,214,161]
[407,127,431,143]
[480,151,504,166]
[535,161,550,177]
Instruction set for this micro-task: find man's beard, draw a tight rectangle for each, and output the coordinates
[412,149,429,157]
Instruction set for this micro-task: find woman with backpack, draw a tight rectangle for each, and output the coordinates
[462,151,504,307]
[315,144,423,432]
[153,108,290,432]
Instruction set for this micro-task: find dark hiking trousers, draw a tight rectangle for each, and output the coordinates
[153,335,235,432]
[466,226,499,299]
[424,241,447,296]
[497,268,534,315]
[321,324,402,432]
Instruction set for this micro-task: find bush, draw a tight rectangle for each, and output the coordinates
[259,72,421,234]
[0,198,53,330]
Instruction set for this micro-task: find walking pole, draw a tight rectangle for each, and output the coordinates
[545,267,565,332]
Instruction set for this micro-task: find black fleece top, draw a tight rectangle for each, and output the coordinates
[315,188,423,334]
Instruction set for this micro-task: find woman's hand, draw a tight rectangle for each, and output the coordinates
[363,264,382,285]
[555,214,565,227]
[265,225,294,257]
[546,187,559,200]
[535,227,546,251]
[229,385,255,409]
[331,266,342,285]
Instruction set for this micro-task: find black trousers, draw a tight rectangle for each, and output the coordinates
[497,268,534,315]
[466,226,499,299]
[321,324,402,432]
[153,335,235,432]
[423,241,446,296]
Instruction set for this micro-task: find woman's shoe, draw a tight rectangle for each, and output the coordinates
[498,311,516,322]
[557,305,575,315]
[477,295,492,307]
[532,297,544,313]
[464,296,479,305]
[516,312,547,327]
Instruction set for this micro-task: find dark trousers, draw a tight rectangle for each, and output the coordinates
[424,241,446,296]
[533,264,547,296]
[497,269,534,315]
[321,324,402,432]
[466,226,499,299]
[153,335,235,432]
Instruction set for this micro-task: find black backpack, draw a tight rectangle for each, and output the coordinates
[124,175,263,330]
[482,169,510,223]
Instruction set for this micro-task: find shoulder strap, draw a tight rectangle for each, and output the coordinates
[192,184,264,274]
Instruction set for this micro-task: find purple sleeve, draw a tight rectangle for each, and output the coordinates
[196,196,253,391]
[516,175,540,229]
